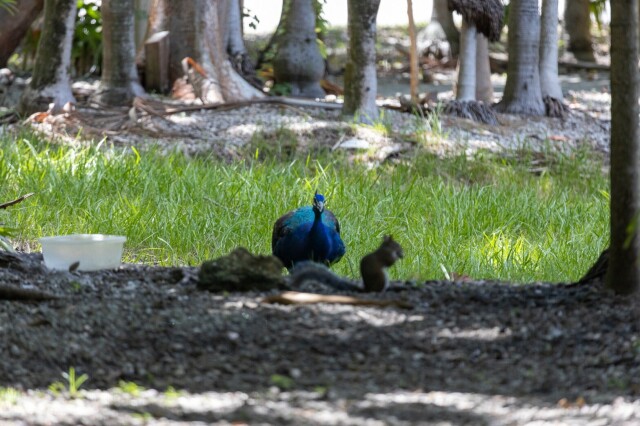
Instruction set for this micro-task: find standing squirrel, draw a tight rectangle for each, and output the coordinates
[287,235,403,293]
[360,235,404,292]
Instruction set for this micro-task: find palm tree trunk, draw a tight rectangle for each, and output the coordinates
[455,21,477,101]
[0,0,43,68]
[475,34,493,103]
[564,0,596,62]
[92,0,145,106]
[343,0,382,123]
[495,0,544,115]
[18,0,77,115]
[607,0,640,295]
[539,0,563,101]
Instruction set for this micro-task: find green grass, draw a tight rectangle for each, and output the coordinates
[0,130,608,283]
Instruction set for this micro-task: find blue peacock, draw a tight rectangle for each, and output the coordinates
[272,191,346,270]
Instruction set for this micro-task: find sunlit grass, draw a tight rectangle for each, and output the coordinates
[0,130,608,283]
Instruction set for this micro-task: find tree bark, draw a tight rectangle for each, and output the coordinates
[18,0,77,115]
[343,0,382,123]
[92,0,145,106]
[224,0,245,56]
[495,0,544,115]
[272,0,325,98]
[156,0,262,102]
[433,0,459,57]
[407,0,419,103]
[564,0,596,62]
[0,0,43,68]
[455,21,477,101]
[475,34,493,104]
[539,0,563,101]
[607,0,640,295]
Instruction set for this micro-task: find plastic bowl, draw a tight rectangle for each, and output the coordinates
[40,234,126,271]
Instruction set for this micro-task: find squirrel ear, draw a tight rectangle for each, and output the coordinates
[383,235,391,242]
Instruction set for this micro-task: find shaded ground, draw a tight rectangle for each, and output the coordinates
[1,251,639,425]
[0,25,627,424]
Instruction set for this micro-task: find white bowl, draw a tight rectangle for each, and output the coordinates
[40,234,127,271]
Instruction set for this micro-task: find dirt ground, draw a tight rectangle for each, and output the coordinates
[0,247,639,425]
[0,36,636,424]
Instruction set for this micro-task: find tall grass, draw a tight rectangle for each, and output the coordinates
[0,131,608,283]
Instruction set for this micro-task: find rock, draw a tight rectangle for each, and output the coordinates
[197,247,286,292]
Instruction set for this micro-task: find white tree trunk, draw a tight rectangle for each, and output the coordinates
[455,21,477,101]
[18,0,77,115]
[475,34,493,103]
[539,0,563,100]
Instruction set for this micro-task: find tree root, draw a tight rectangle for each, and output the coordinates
[443,100,499,125]
[544,95,570,119]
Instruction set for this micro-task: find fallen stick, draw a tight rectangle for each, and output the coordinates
[0,193,34,210]
[0,284,58,301]
[262,291,413,310]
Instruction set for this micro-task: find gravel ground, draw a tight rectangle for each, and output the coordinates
[0,249,639,425]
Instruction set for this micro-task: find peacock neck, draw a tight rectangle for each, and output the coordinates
[309,208,331,255]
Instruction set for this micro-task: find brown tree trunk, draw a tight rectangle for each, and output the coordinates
[92,0,145,106]
[343,0,382,123]
[407,0,419,103]
[18,0,77,115]
[564,0,596,62]
[0,0,43,68]
[607,0,640,295]
[495,0,544,116]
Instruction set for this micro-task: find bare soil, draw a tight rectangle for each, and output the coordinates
[0,249,639,425]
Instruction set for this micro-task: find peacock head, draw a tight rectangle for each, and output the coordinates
[312,191,325,213]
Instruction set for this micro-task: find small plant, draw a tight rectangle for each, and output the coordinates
[118,380,144,397]
[163,386,185,400]
[0,387,20,405]
[270,374,294,390]
[48,367,89,398]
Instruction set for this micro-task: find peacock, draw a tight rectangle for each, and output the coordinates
[272,191,346,270]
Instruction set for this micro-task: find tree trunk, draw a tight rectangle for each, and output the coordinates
[256,0,288,71]
[136,0,167,65]
[343,0,382,123]
[407,0,419,103]
[539,0,563,101]
[224,0,245,56]
[607,0,640,295]
[495,0,544,116]
[18,0,77,115]
[564,0,596,62]
[272,0,325,98]
[92,0,145,106]
[157,0,262,102]
[0,0,43,68]
[433,0,459,57]
[455,21,477,101]
[475,34,493,104]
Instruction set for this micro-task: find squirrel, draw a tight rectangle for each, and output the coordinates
[287,235,404,293]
